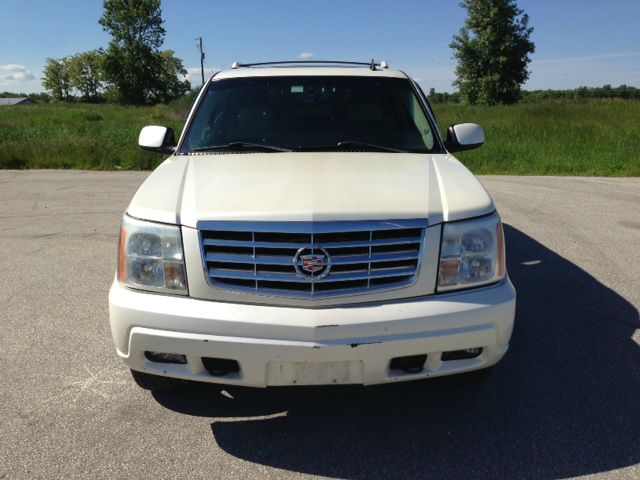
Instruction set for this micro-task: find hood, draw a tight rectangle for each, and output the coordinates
[127,153,494,228]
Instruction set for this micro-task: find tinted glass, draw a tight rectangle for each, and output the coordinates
[181,76,440,153]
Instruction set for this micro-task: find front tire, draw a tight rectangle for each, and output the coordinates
[130,369,191,391]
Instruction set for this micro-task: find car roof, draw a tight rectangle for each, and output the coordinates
[213,66,409,81]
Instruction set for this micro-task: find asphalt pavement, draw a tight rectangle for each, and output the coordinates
[0,171,638,479]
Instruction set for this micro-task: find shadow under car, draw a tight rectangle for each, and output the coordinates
[153,224,640,480]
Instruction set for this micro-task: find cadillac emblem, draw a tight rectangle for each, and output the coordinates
[294,247,331,280]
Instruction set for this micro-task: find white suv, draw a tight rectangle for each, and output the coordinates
[109,60,516,391]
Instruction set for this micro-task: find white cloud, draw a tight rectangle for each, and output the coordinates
[298,52,315,60]
[184,67,219,85]
[0,64,36,82]
[0,64,41,93]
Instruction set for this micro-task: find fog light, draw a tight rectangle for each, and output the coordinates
[441,347,483,361]
[202,357,240,376]
[389,354,427,373]
[144,351,187,364]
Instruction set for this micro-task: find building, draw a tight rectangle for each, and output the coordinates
[0,97,36,106]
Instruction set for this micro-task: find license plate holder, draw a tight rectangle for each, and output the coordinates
[266,360,364,386]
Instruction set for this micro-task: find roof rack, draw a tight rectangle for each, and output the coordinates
[230,59,390,71]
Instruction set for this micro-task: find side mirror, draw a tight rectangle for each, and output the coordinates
[138,125,177,154]
[445,123,485,152]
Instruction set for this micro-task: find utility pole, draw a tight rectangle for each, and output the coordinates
[196,37,205,85]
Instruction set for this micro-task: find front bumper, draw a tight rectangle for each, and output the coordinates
[108,279,516,387]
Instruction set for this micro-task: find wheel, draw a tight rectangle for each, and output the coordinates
[130,369,191,391]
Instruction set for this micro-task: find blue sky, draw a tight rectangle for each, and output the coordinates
[1,0,638,94]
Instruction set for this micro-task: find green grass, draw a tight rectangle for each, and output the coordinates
[1,98,638,175]
[0,98,191,170]
[432,100,640,176]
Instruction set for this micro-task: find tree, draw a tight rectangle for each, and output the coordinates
[69,50,104,102]
[151,50,190,103]
[42,57,72,101]
[450,0,535,105]
[99,0,187,104]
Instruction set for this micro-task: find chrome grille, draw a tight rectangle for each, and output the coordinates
[198,219,428,298]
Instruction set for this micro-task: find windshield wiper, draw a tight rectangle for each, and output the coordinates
[190,142,292,153]
[296,141,407,153]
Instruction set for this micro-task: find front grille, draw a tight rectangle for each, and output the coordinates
[198,219,428,298]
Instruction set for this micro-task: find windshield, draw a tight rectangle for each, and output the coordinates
[180,76,441,154]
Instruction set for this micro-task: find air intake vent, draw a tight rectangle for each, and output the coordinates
[198,219,427,298]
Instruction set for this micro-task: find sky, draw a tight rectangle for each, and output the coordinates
[1,0,639,94]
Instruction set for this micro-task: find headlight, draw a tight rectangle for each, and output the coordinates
[118,215,188,295]
[437,213,505,292]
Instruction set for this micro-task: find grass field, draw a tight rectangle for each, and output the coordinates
[435,100,640,176]
[0,98,192,170]
[1,98,638,175]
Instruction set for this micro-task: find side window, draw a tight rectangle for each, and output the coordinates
[409,94,434,150]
